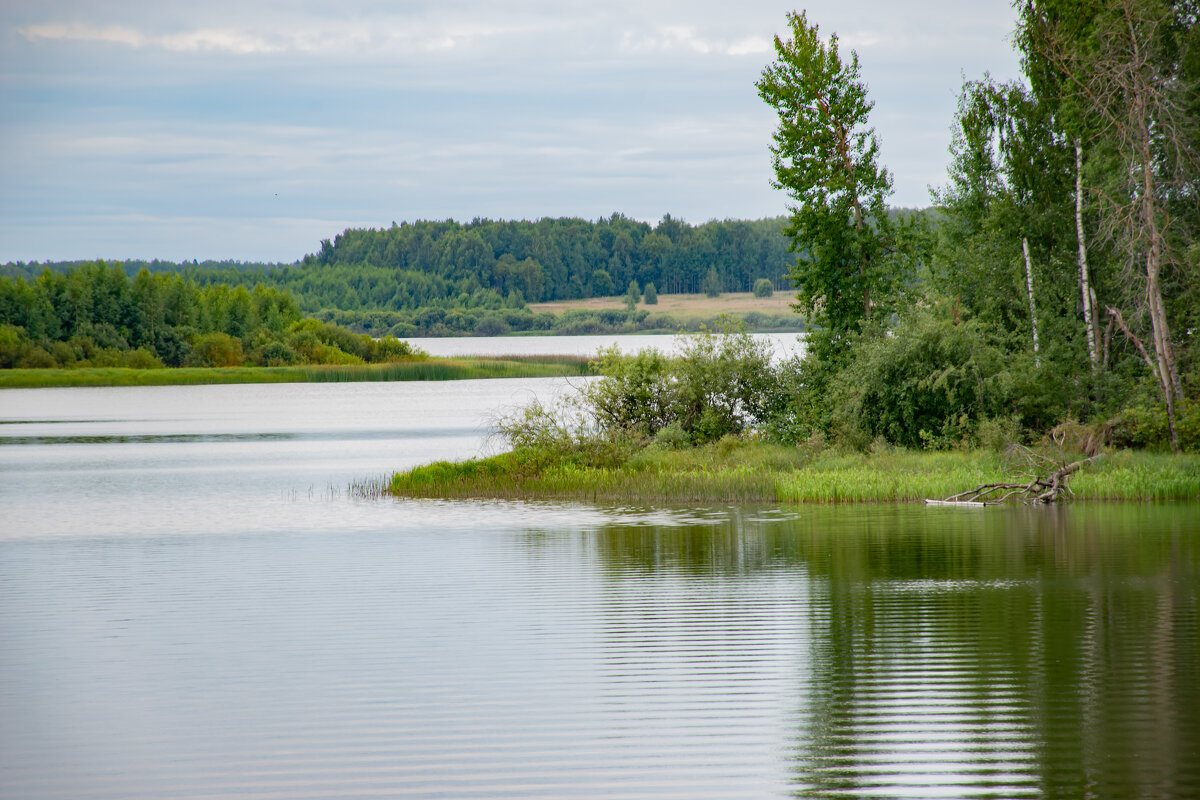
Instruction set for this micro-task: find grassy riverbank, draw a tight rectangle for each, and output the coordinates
[388,442,1200,504]
[0,355,592,388]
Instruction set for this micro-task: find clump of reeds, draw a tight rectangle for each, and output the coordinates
[1070,451,1200,501]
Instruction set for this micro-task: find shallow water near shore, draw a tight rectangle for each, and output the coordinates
[1,374,1198,799]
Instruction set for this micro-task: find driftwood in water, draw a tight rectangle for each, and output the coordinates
[932,445,1103,506]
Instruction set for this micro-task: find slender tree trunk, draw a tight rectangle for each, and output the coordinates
[1109,304,1179,452]
[1074,140,1098,369]
[1125,7,1181,451]
[1022,236,1040,367]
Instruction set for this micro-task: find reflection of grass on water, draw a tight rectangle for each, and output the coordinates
[389,441,1200,504]
[0,356,593,388]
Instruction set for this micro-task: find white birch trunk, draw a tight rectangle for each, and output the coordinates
[1075,141,1098,369]
[1022,236,1040,367]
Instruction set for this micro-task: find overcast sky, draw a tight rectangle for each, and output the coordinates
[0,1,1023,263]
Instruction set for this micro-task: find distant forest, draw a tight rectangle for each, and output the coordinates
[4,215,798,315]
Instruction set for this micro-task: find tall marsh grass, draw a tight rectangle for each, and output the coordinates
[389,442,1199,504]
[0,356,592,388]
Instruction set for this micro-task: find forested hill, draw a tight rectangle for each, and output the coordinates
[300,214,796,303]
[4,215,797,313]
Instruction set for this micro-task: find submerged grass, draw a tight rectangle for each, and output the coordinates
[0,356,592,388]
[389,441,1200,504]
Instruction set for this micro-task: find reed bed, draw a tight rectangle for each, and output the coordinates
[774,450,1008,503]
[1071,452,1200,501]
[389,444,1199,504]
[389,455,780,503]
[0,356,591,388]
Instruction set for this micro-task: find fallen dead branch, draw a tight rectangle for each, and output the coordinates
[928,445,1104,506]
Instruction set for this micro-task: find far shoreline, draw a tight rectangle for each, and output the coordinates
[0,355,593,389]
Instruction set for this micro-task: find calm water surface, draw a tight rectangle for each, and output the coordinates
[1,379,1197,799]
[401,331,806,360]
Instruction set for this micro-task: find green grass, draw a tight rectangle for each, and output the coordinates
[389,441,1200,504]
[0,356,592,388]
[1071,451,1200,501]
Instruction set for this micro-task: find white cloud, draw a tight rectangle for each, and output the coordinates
[19,20,283,54]
[19,22,148,48]
[618,26,771,57]
[16,12,588,58]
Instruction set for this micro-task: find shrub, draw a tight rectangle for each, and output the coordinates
[17,345,57,368]
[189,332,243,367]
[474,315,510,337]
[753,278,774,298]
[829,308,1014,449]
[0,323,29,368]
[123,347,164,369]
[581,328,781,445]
[259,340,302,366]
[370,336,421,362]
[1110,400,1200,452]
[643,283,658,305]
[288,318,371,360]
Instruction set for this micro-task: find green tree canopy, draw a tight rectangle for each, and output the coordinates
[756,11,899,363]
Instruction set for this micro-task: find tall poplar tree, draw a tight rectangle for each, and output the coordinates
[755,11,896,363]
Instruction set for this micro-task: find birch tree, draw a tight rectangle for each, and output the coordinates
[1020,0,1199,449]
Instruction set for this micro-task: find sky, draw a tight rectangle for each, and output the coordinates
[0,1,1023,264]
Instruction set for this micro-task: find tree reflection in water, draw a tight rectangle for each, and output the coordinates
[584,503,1199,799]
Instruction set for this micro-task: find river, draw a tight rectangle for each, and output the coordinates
[1,345,1197,799]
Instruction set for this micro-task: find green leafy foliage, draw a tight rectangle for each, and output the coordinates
[0,263,422,369]
[828,309,1015,449]
[756,11,905,363]
[561,328,789,446]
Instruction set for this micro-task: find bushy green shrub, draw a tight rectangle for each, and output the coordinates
[370,336,421,362]
[0,323,29,368]
[123,347,164,369]
[474,315,510,337]
[259,340,302,366]
[643,283,658,305]
[1110,400,1200,452]
[829,309,1015,448]
[753,278,774,298]
[189,332,244,367]
[581,328,781,445]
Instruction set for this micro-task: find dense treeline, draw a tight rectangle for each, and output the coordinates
[760,1,1199,451]
[3,215,798,318]
[0,262,418,369]
[299,214,796,303]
